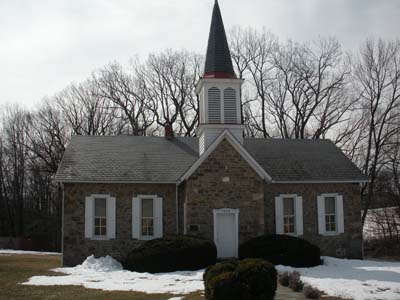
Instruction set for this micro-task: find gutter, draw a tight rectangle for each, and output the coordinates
[270,180,369,184]
[55,180,177,184]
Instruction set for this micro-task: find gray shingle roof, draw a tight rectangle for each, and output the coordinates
[54,136,198,183]
[55,136,367,183]
[244,139,367,182]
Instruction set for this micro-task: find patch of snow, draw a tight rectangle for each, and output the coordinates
[23,255,204,295]
[167,298,183,300]
[77,255,123,272]
[0,249,60,256]
[277,256,400,300]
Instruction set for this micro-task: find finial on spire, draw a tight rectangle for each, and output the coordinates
[203,0,236,79]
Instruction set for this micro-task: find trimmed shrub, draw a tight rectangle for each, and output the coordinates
[288,271,303,292]
[208,271,241,300]
[204,258,277,300]
[239,234,322,267]
[123,235,217,273]
[203,260,238,285]
[278,271,290,287]
[303,284,323,299]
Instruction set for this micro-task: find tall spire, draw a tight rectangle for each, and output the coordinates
[204,0,236,79]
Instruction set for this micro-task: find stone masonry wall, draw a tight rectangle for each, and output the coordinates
[185,139,265,244]
[264,183,363,258]
[63,182,177,266]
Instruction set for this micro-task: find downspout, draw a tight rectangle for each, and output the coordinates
[175,183,179,234]
[61,183,64,266]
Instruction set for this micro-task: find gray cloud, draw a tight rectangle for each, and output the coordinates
[0,0,399,107]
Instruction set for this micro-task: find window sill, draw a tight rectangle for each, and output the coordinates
[322,232,341,236]
[90,236,110,241]
[140,236,155,241]
[283,232,299,237]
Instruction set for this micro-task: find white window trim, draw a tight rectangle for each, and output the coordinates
[275,194,303,236]
[85,194,116,241]
[132,195,163,241]
[318,193,344,236]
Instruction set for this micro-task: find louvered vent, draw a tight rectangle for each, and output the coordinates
[208,87,221,123]
[224,88,237,124]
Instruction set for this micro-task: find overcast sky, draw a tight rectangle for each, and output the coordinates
[1,0,400,107]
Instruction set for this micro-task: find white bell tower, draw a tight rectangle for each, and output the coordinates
[197,0,244,155]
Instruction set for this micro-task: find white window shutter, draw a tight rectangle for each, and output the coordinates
[154,197,163,238]
[295,196,303,235]
[85,196,94,238]
[337,195,344,234]
[317,195,326,235]
[208,87,221,123]
[275,196,284,234]
[107,197,116,239]
[132,197,141,239]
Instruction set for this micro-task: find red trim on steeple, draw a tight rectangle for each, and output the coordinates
[203,71,237,79]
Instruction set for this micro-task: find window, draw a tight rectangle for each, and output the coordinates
[275,194,303,235]
[85,194,116,240]
[317,193,344,236]
[325,196,337,233]
[283,197,296,234]
[132,195,163,240]
[141,198,154,237]
[94,198,107,236]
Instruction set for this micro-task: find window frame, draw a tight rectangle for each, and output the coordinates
[275,194,302,236]
[282,196,296,234]
[87,194,114,241]
[93,197,107,238]
[137,195,157,241]
[321,193,339,235]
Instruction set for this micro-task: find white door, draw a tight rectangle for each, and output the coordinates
[214,209,239,258]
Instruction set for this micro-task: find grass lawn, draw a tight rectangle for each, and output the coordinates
[0,254,204,300]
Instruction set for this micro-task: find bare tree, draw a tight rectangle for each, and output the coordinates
[353,39,400,225]
[229,28,278,137]
[229,28,355,141]
[55,80,122,136]
[93,63,154,136]
[268,38,355,139]
[24,101,68,173]
[0,105,28,237]
[135,50,202,136]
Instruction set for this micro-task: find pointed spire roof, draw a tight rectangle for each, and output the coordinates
[203,0,236,79]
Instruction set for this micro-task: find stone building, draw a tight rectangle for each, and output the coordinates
[55,0,367,266]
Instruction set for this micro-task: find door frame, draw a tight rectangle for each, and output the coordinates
[213,208,239,258]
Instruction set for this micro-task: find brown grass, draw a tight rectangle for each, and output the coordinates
[0,254,204,300]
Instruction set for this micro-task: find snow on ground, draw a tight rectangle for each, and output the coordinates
[22,254,400,299]
[0,249,61,256]
[23,255,204,295]
[277,256,400,300]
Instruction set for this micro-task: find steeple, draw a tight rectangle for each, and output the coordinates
[196,0,244,155]
[204,0,236,79]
